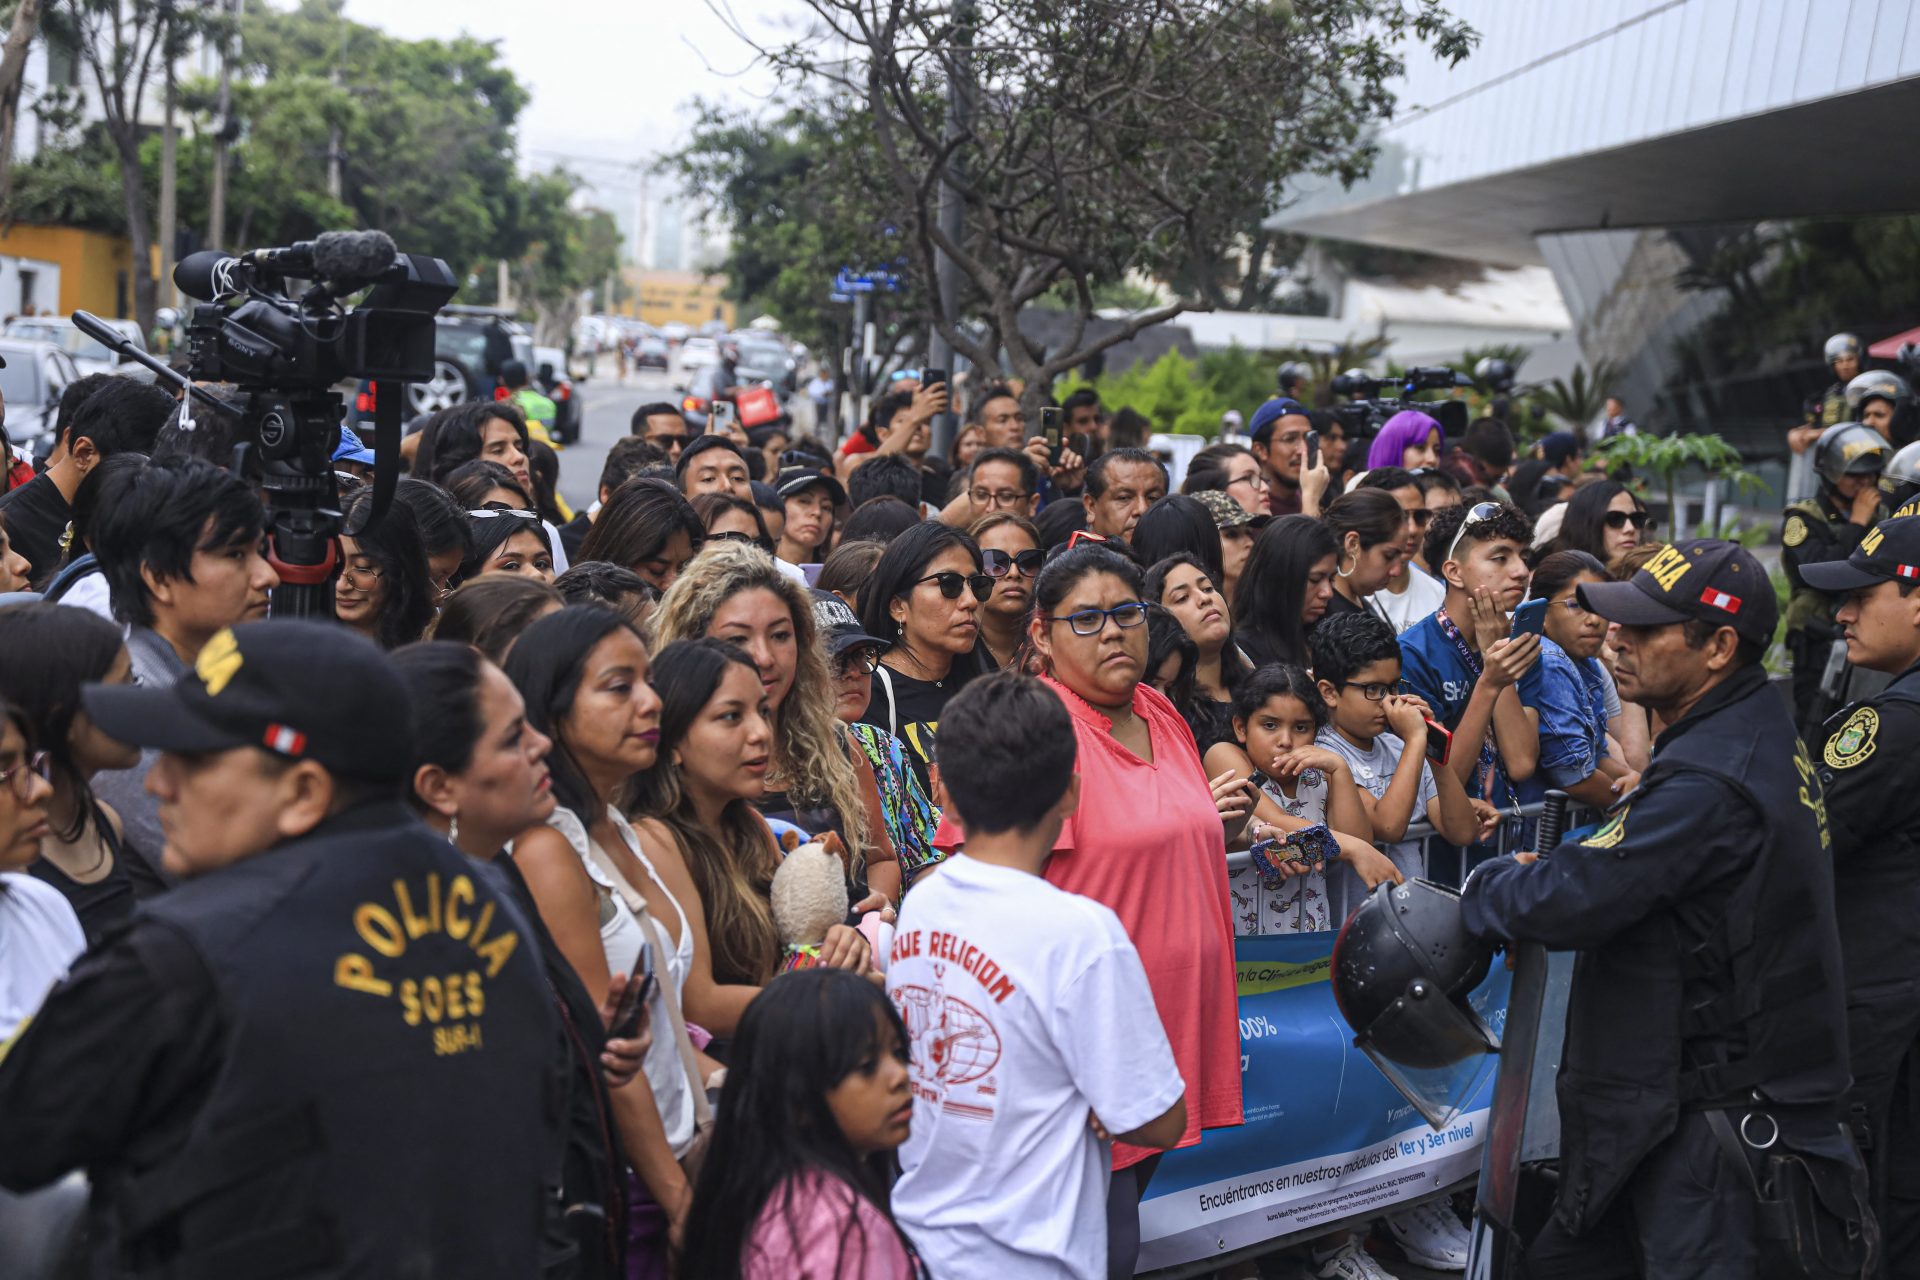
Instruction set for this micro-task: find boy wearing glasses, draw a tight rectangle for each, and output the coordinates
[1396,501,1542,820]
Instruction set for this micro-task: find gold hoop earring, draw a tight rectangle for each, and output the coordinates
[1337,553,1357,579]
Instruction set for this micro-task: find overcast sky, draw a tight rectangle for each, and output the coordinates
[337,0,803,184]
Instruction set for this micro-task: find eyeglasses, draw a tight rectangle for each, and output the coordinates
[835,647,881,677]
[339,561,384,588]
[1603,510,1652,532]
[968,487,1029,508]
[0,749,50,801]
[1048,601,1148,636]
[981,547,1044,578]
[468,506,538,520]
[913,571,994,602]
[1226,470,1270,493]
[1340,681,1394,702]
[1444,501,1504,565]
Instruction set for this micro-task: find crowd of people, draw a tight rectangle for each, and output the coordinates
[0,354,1904,1280]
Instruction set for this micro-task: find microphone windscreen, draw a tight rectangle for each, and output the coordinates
[312,229,397,281]
[174,250,239,301]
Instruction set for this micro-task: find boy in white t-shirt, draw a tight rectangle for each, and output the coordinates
[887,673,1187,1280]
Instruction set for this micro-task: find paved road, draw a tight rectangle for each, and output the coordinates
[555,364,679,512]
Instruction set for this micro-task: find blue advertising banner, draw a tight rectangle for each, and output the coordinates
[1138,933,1510,1272]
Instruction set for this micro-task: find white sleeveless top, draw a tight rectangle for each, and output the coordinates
[539,804,697,1155]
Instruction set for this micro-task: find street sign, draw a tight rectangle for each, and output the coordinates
[834,267,904,295]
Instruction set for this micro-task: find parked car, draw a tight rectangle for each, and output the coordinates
[0,338,85,461]
[532,344,581,444]
[679,336,719,370]
[733,335,798,392]
[351,306,536,427]
[3,316,153,381]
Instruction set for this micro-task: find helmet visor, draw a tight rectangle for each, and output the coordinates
[1355,975,1502,1131]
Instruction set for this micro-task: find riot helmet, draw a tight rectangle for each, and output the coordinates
[1276,360,1311,395]
[1333,879,1501,1128]
[1814,421,1890,489]
[1880,441,1920,512]
[1826,333,1863,366]
[1847,369,1912,413]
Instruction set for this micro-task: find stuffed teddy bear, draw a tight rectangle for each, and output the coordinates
[770,833,850,972]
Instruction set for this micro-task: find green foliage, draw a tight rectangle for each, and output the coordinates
[1056,344,1285,437]
[1595,430,1762,525]
[1531,361,1621,432]
[9,129,122,231]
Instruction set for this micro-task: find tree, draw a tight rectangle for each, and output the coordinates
[0,0,44,208]
[501,169,620,346]
[1531,360,1622,432]
[732,0,1474,408]
[51,0,207,330]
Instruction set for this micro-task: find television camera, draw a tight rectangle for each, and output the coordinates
[73,230,458,617]
[1328,366,1473,446]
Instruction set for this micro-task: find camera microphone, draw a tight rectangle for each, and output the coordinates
[311,229,397,281]
[174,250,244,302]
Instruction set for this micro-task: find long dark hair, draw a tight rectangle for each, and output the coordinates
[503,605,640,820]
[1528,549,1608,601]
[1321,487,1404,553]
[856,520,980,653]
[388,641,488,805]
[1555,481,1646,564]
[526,438,567,525]
[393,476,473,566]
[628,637,781,987]
[460,509,553,583]
[680,968,915,1280]
[412,400,530,487]
[429,575,563,663]
[445,459,530,511]
[0,602,123,841]
[1130,494,1223,585]
[342,487,436,649]
[1144,552,1252,687]
[1146,605,1202,732]
[580,478,705,571]
[1233,514,1339,665]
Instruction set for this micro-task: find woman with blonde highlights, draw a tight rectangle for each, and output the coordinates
[650,541,901,908]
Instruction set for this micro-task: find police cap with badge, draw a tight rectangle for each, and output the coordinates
[83,619,415,780]
[1798,515,1920,770]
[1575,537,1779,645]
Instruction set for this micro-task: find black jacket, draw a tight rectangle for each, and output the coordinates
[0,471,72,581]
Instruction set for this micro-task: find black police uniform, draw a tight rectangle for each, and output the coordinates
[1784,487,1887,735]
[0,804,558,1276]
[1461,541,1864,1278]
[1801,519,1920,1276]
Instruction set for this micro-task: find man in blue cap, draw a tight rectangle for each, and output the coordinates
[332,422,377,483]
[1248,397,1313,516]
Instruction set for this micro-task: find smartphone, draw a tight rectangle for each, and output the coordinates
[1305,429,1320,470]
[709,401,736,429]
[608,964,657,1041]
[1510,597,1548,639]
[1041,405,1063,464]
[1423,718,1453,767]
[921,366,947,389]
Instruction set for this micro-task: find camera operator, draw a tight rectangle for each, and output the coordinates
[0,621,559,1276]
[88,457,279,887]
[0,375,175,583]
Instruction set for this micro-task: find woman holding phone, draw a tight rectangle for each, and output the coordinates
[1517,551,1640,810]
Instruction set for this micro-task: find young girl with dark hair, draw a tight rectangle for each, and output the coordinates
[967,512,1042,671]
[1552,480,1650,570]
[1232,515,1340,668]
[462,507,557,585]
[1319,488,1408,620]
[446,458,533,512]
[581,478,706,595]
[413,399,533,492]
[0,603,146,940]
[679,968,923,1280]
[504,607,709,1271]
[1519,550,1641,810]
[1200,663,1386,936]
[335,487,437,649]
[1145,553,1252,753]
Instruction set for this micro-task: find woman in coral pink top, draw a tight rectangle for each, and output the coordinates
[935,542,1246,1276]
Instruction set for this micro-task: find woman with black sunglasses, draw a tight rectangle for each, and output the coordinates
[855,522,995,792]
[1553,480,1651,571]
[968,512,1043,670]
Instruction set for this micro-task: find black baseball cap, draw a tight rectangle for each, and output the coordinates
[776,466,848,507]
[1576,538,1777,646]
[1800,515,1920,592]
[82,620,416,782]
[808,588,886,658]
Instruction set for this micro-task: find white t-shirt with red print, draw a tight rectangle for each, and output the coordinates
[887,854,1183,1279]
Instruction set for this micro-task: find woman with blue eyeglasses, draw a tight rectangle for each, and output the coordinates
[930,542,1246,1277]
[1519,550,1641,810]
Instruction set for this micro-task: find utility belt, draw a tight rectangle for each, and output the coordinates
[1699,1102,1877,1280]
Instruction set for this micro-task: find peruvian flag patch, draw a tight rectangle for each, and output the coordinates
[1898,564,1920,580]
[264,723,308,756]
[1700,587,1742,613]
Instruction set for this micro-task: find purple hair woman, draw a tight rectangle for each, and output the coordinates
[1365,410,1444,472]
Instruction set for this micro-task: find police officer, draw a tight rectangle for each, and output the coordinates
[1792,333,1865,455]
[0,621,558,1276]
[1784,421,1891,737]
[1460,539,1869,1278]
[1881,441,1920,516]
[1801,515,1920,1273]
[1848,369,1916,447]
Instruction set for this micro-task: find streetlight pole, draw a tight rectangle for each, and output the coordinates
[926,1,973,456]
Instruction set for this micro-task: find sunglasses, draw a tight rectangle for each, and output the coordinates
[914,570,994,602]
[835,647,881,677]
[1445,501,1504,565]
[1604,510,1652,531]
[981,547,1044,578]
[468,506,538,520]
[648,432,690,449]
[709,529,775,553]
